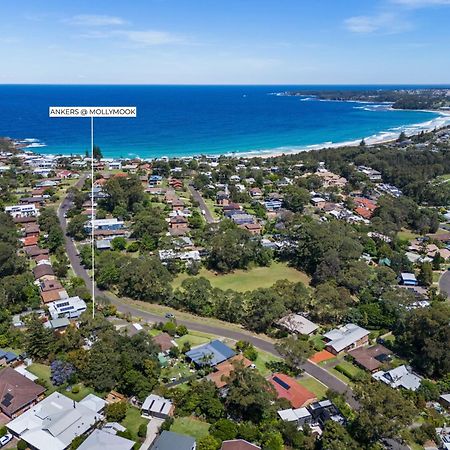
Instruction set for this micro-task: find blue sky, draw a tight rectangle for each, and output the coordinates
[0,0,449,84]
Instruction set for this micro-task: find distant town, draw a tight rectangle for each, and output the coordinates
[0,124,449,450]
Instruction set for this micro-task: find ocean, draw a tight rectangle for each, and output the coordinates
[0,84,447,158]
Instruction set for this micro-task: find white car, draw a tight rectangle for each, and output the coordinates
[0,433,13,447]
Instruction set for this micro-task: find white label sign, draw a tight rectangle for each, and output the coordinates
[49,106,137,118]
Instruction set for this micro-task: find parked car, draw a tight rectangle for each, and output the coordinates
[164,313,175,319]
[0,433,13,447]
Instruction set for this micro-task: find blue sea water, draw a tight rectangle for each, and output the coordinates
[0,84,444,158]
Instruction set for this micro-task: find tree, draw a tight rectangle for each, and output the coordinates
[244,288,286,333]
[283,185,310,213]
[93,145,103,160]
[261,430,284,450]
[111,236,127,251]
[210,418,238,442]
[320,421,361,449]
[394,302,450,377]
[51,360,75,386]
[417,262,433,287]
[67,214,87,240]
[25,315,55,361]
[225,367,277,423]
[106,402,127,422]
[354,382,417,444]
[275,336,314,371]
[198,435,220,450]
[176,277,214,316]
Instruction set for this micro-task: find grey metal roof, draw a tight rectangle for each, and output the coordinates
[151,431,195,450]
[78,429,134,450]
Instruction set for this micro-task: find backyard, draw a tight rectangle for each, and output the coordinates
[170,416,210,441]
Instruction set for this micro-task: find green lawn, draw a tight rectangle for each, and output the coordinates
[121,406,149,441]
[170,417,210,441]
[175,332,211,348]
[298,377,328,399]
[334,361,365,380]
[397,229,420,241]
[27,364,102,400]
[173,262,310,292]
[329,367,351,384]
[27,363,51,383]
[310,334,325,351]
[253,350,281,377]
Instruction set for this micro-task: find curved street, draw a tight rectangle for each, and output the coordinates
[439,269,450,299]
[57,176,359,409]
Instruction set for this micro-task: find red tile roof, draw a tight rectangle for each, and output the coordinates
[268,373,317,408]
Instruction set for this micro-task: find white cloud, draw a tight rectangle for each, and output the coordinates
[79,29,186,46]
[344,13,411,34]
[66,14,128,26]
[392,0,450,6]
[121,30,184,46]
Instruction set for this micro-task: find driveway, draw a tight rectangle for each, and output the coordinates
[139,417,164,450]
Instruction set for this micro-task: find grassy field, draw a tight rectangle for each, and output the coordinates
[121,406,149,441]
[397,228,420,241]
[173,262,310,292]
[298,377,328,399]
[27,363,52,383]
[171,417,210,441]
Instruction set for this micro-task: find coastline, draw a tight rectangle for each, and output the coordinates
[12,108,450,162]
[229,109,450,159]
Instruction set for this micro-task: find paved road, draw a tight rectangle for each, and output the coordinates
[188,184,216,224]
[58,180,359,409]
[439,269,450,299]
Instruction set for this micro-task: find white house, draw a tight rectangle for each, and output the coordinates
[7,392,103,450]
[372,365,422,391]
[47,296,87,319]
[141,394,174,419]
[277,314,319,336]
[4,204,39,218]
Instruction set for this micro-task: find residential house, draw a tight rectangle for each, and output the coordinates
[7,391,104,450]
[399,272,418,286]
[170,216,189,230]
[268,373,317,408]
[242,223,262,235]
[44,318,71,332]
[141,394,174,419]
[276,314,319,336]
[186,340,235,367]
[153,333,176,354]
[150,431,196,450]
[85,218,124,232]
[32,264,55,281]
[0,368,46,418]
[439,394,450,410]
[5,204,39,218]
[207,355,252,389]
[216,191,230,206]
[47,296,87,319]
[221,440,261,450]
[310,197,326,209]
[0,350,19,366]
[307,399,346,429]
[348,344,392,373]
[277,407,312,428]
[372,365,422,391]
[77,429,134,450]
[323,324,369,355]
